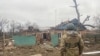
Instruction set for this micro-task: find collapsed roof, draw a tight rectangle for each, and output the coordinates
[55,18,86,30]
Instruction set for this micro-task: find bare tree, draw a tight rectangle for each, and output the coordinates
[9,20,24,35]
[94,15,100,30]
[24,21,31,32]
[73,0,80,22]
[72,0,95,28]
[28,23,39,32]
[0,17,9,34]
[16,23,24,32]
[32,23,39,30]
[25,22,40,32]
[9,20,16,35]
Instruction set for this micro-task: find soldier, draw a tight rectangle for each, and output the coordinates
[60,23,84,56]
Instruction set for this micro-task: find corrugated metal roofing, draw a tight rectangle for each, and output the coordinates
[55,19,86,30]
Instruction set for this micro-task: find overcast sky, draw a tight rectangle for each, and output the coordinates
[0,0,100,29]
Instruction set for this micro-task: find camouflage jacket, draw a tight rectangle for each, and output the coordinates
[60,31,84,55]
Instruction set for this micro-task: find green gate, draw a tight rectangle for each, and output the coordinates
[12,35,36,46]
[51,34,59,47]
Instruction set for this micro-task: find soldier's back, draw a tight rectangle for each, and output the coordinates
[62,31,82,56]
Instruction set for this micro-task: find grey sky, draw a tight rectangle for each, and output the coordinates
[0,0,100,28]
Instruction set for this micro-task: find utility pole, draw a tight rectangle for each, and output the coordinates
[55,9,57,27]
[54,9,57,31]
[3,32,5,56]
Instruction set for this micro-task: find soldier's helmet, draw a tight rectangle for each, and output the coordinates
[66,23,76,31]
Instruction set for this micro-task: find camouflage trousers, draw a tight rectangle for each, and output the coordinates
[60,48,79,56]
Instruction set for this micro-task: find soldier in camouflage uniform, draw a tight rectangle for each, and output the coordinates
[60,23,84,56]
